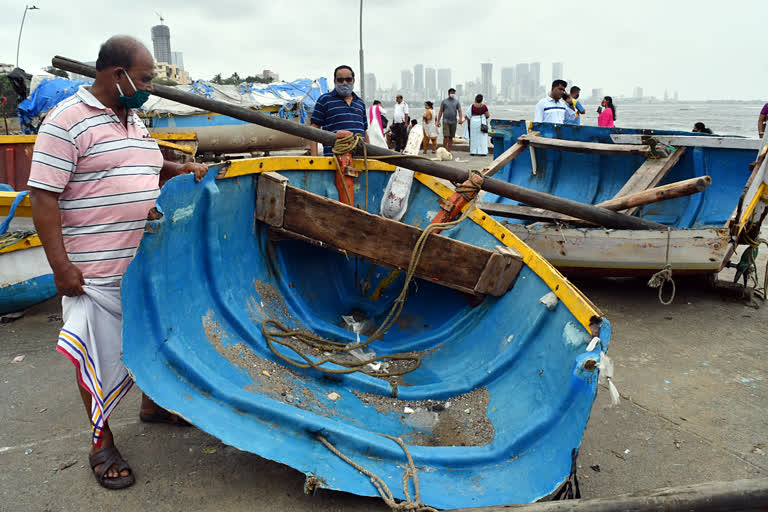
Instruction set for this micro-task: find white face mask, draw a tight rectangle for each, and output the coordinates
[449,93,456,99]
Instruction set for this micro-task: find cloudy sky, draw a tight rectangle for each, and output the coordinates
[1,0,765,101]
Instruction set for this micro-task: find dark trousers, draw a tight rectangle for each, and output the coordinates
[391,122,407,152]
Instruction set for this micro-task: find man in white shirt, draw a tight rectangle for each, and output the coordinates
[391,94,409,151]
[534,80,577,124]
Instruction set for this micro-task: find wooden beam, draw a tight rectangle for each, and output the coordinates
[476,203,583,224]
[481,131,539,178]
[517,133,649,156]
[612,147,686,205]
[597,176,711,211]
[271,184,522,296]
[448,477,768,512]
[611,133,764,150]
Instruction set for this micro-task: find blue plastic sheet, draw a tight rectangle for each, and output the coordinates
[17,78,91,132]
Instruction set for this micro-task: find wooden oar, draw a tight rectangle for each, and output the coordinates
[51,56,666,230]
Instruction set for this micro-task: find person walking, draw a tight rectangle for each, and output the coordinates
[310,65,368,155]
[597,96,616,127]
[465,94,490,156]
[534,80,577,124]
[391,94,409,152]
[422,101,438,154]
[758,103,768,138]
[436,88,463,152]
[366,99,388,148]
[27,35,207,490]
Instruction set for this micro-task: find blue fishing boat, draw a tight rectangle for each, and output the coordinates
[121,156,612,509]
[483,120,768,278]
[0,186,56,314]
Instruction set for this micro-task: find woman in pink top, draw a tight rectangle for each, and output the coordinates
[598,96,616,127]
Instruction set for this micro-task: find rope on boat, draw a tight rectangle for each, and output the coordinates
[739,230,768,299]
[0,230,36,251]
[317,433,438,512]
[262,170,483,377]
[647,227,676,305]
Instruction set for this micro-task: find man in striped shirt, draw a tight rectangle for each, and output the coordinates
[28,35,206,489]
[310,65,368,155]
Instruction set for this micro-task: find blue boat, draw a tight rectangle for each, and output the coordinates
[121,156,612,509]
[484,120,768,277]
[0,186,56,314]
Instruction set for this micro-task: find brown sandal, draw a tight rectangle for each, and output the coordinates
[89,444,135,490]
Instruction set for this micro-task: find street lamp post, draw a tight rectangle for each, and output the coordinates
[16,5,40,68]
[359,0,364,102]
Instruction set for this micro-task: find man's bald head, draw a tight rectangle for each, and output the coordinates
[95,35,152,71]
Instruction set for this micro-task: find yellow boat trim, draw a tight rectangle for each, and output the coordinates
[156,139,195,155]
[0,234,42,254]
[738,182,767,229]
[148,132,198,142]
[216,156,603,331]
[0,191,33,217]
[0,135,37,144]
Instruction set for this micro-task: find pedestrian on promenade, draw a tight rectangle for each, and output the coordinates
[692,122,713,134]
[565,86,586,125]
[436,88,463,152]
[391,94,409,152]
[422,101,438,154]
[465,94,490,156]
[310,65,368,155]
[27,35,207,490]
[534,80,577,124]
[758,102,768,138]
[367,99,388,148]
[598,96,616,127]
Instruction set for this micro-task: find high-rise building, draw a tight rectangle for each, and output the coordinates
[552,62,564,82]
[425,67,437,99]
[529,62,541,94]
[401,69,413,91]
[501,67,515,99]
[151,24,172,64]
[437,68,451,94]
[633,86,643,99]
[413,64,424,92]
[170,51,184,71]
[481,63,493,100]
[365,73,377,100]
[514,63,529,100]
[591,88,603,101]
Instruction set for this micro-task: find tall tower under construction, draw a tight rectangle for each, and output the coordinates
[151,23,172,63]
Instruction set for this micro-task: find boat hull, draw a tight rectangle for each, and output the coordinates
[0,245,56,314]
[121,157,611,508]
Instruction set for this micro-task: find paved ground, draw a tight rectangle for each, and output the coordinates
[2,153,767,511]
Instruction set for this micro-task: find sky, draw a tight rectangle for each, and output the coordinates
[0,0,766,101]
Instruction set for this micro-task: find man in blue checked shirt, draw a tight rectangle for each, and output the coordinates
[310,65,369,155]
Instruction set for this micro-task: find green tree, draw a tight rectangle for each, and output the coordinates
[211,73,223,85]
[0,75,20,113]
[244,75,274,84]
[44,66,70,79]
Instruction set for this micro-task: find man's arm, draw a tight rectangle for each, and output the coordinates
[457,106,463,124]
[29,188,84,296]
[564,103,577,122]
[160,160,208,183]
[436,105,444,126]
[576,100,586,114]
[534,101,544,123]
[759,114,767,138]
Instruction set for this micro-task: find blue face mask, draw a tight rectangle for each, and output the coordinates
[116,71,151,109]
[335,83,354,97]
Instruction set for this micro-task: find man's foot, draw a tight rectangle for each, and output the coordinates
[140,406,191,426]
[89,444,135,490]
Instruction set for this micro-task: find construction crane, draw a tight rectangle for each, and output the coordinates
[155,11,165,24]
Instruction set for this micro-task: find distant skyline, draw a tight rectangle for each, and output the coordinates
[0,0,765,101]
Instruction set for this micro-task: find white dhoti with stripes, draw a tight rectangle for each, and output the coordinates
[56,280,133,446]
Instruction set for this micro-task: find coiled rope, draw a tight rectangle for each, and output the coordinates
[0,230,36,251]
[647,227,675,305]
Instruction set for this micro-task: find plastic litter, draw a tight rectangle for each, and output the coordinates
[539,291,559,311]
[586,337,600,352]
[25,449,32,455]
[598,352,621,406]
[327,392,341,401]
[403,407,415,414]
[10,354,25,363]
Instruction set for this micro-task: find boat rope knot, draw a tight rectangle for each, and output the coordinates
[647,227,675,305]
[453,169,484,202]
[737,230,768,297]
[317,433,438,512]
[645,138,673,160]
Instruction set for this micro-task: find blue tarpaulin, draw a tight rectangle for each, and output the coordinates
[17,77,91,132]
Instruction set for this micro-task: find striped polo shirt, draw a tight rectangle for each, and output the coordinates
[27,85,163,282]
[310,89,367,155]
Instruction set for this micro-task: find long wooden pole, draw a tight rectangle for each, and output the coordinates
[51,56,665,230]
[449,477,768,512]
[596,176,711,211]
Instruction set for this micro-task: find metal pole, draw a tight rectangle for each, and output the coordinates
[16,7,29,68]
[51,56,667,230]
[358,0,365,102]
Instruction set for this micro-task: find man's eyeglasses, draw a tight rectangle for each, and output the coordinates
[335,77,354,83]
